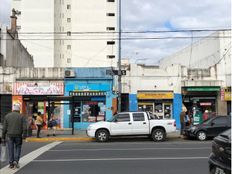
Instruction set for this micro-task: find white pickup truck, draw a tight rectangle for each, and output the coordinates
[87,111,176,142]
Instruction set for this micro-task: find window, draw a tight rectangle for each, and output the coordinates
[106,13,115,16]
[67,31,71,36]
[67,58,71,63]
[212,117,227,125]
[106,27,115,31]
[67,18,71,22]
[67,4,71,9]
[107,55,115,59]
[116,114,130,122]
[67,45,71,49]
[107,41,115,45]
[133,113,145,121]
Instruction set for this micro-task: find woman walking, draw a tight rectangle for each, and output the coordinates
[35,112,43,138]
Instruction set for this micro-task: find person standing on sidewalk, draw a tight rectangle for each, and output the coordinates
[2,104,27,169]
[47,115,58,137]
[180,106,187,137]
[35,112,43,138]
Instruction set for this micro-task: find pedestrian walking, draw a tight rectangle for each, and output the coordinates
[47,115,58,137]
[2,104,27,169]
[35,112,43,138]
[203,110,209,121]
[180,106,187,137]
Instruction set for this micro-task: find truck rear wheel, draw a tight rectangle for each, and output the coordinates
[151,129,166,142]
[95,129,109,142]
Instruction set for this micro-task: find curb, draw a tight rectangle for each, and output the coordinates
[25,137,95,142]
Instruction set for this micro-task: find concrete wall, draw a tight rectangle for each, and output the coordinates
[159,31,230,69]
[122,63,182,94]
[0,67,64,94]
[6,36,34,67]
[12,0,55,67]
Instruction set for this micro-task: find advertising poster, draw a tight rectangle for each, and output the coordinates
[12,96,23,113]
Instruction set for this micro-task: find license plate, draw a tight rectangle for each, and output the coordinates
[215,167,225,174]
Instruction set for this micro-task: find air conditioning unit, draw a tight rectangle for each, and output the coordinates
[65,69,75,78]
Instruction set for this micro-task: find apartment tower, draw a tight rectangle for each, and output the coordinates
[12,0,118,67]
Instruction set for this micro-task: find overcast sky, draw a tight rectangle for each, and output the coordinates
[0,0,231,65]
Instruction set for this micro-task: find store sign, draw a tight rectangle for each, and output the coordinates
[137,92,173,99]
[69,91,106,97]
[13,81,64,95]
[186,87,220,91]
[221,87,231,101]
[225,91,231,101]
[200,102,212,106]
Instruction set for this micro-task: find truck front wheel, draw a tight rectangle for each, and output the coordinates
[95,129,109,142]
[151,129,166,142]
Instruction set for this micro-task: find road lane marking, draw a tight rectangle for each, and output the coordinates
[49,147,210,152]
[60,141,212,146]
[33,156,208,162]
[0,142,62,174]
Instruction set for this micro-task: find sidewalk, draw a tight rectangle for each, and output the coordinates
[25,129,94,142]
[25,129,181,142]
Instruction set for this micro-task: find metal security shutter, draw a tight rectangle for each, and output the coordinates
[0,95,12,123]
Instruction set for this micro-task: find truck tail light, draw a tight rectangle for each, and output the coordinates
[174,121,176,127]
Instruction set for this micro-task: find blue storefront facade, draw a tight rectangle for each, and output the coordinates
[63,68,116,130]
[128,92,182,129]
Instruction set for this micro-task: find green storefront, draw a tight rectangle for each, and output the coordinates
[182,86,220,118]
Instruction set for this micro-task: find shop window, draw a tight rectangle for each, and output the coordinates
[116,114,130,122]
[133,113,145,121]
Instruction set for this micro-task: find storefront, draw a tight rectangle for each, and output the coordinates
[12,81,64,128]
[137,91,174,119]
[64,68,115,130]
[182,86,220,116]
[221,87,231,115]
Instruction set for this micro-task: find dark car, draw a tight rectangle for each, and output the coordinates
[209,129,231,174]
[183,116,231,141]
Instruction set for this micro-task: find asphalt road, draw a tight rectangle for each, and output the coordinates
[1,139,212,174]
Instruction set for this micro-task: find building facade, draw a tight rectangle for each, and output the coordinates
[64,67,116,129]
[121,62,183,128]
[12,0,118,67]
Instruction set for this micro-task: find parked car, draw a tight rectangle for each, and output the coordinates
[87,111,176,142]
[209,129,231,174]
[183,116,231,141]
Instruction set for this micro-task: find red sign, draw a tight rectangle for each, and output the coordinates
[200,102,212,106]
[13,81,64,95]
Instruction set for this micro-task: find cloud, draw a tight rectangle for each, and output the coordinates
[121,0,231,64]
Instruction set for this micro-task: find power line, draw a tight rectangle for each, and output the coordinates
[1,28,230,34]
[1,35,230,41]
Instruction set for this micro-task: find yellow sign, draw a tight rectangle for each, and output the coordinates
[137,92,173,99]
[225,91,231,101]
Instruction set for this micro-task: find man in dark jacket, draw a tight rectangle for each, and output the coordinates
[2,104,27,169]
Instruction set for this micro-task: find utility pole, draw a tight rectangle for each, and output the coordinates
[117,0,122,112]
